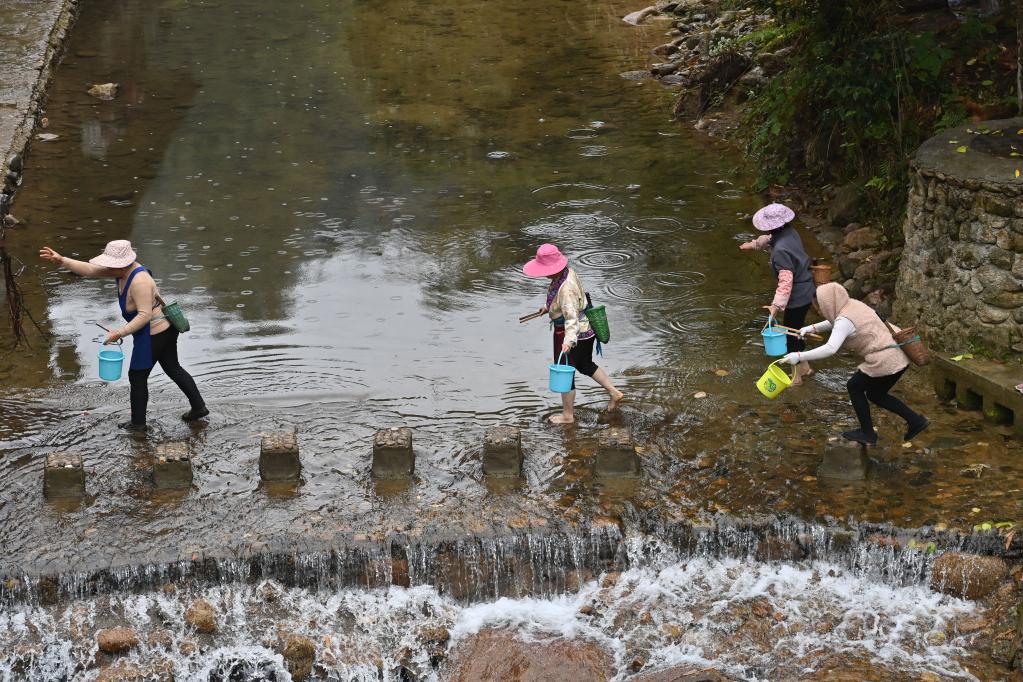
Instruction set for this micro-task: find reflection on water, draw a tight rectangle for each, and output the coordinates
[0,0,1020,589]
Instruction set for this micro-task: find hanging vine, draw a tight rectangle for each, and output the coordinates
[1,226,49,349]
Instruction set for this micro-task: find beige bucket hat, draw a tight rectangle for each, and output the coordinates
[88,240,137,268]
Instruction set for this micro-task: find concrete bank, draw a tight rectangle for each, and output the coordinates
[0,0,80,217]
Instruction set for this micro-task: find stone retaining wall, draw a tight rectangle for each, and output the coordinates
[0,0,80,217]
[895,117,1023,356]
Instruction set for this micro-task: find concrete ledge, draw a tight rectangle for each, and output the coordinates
[818,440,869,481]
[44,452,84,499]
[595,427,640,477]
[932,354,1023,435]
[260,431,300,481]
[483,426,522,477]
[373,428,414,479]
[153,443,192,490]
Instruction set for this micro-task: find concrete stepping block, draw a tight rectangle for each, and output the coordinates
[483,426,523,477]
[153,442,193,490]
[373,427,414,479]
[44,452,85,499]
[260,431,301,481]
[818,439,869,481]
[596,427,640,477]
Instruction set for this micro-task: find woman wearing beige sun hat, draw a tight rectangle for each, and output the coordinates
[39,240,207,432]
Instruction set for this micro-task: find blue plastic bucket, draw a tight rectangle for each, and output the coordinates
[762,319,787,357]
[98,345,125,381]
[548,352,576,393]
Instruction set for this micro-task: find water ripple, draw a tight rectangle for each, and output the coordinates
[575,250,633,269]
[625,217,681,235]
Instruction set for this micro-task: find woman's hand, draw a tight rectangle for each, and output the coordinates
[798,325,816,338]
[763,304,781,319]
[105,329,122,344]
[539,306,548,314]
[781,352,801,365]
[39,246,63,264]
[739,241,754,251]
[561,342,572,355]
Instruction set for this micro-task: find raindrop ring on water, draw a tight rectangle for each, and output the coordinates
[576,250,633,269]
[625,217,682,235]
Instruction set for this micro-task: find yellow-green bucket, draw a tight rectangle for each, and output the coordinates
[756,360,794,399]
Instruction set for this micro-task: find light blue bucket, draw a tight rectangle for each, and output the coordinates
[762,318,787,357]
[548,352,576,393]
[98,343,125,381]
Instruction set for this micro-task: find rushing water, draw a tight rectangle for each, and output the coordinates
[0,0,1020,678]
[0,532,998,681]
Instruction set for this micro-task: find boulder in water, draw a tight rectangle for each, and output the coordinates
[276,633,316,681]
[87,83,119,100]
[630,665,740,681]
[185,598,218,634]
[930,551,1008,600]
[97,627,139,654]
[445,629,613,682]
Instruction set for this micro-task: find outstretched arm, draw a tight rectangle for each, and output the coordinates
[39,246,113,278]
[782,317,855,364]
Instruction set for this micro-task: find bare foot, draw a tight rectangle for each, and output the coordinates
[607,389,625,411]
[797,361,813,378]
[549,413,575,424]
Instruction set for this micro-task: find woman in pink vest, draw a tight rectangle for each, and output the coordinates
[779,282,929,445]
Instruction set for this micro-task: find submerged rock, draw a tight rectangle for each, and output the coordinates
[87,83,119,100]
[184,598,218,634]
[630,665,740,681]
[445,629,613,682]
[97,626,139,654]
[930,552,1008,600]
[276,633,316,681]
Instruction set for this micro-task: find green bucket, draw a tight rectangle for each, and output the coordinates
[585,305,610,344]
[162,301,190,333]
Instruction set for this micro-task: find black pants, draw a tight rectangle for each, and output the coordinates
[846,369,922,434]
[554,336,598,391]
[128,328,205,425]
[783,303,810,353]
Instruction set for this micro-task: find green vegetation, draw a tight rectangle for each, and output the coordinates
[740,0,1018,238]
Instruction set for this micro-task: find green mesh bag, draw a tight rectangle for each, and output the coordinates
[161,300,190,333]
[585,305,610,344]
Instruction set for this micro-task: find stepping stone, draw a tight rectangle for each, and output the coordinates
[595,427,640,477]
[153,442,192,490]
[372,427,414,479]
[818,440,869,481]
[44,452,85,499]
[260,431,300,481]
[483,426,523,477]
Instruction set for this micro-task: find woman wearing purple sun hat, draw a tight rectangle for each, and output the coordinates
[740,203,816,384]
[523,243,624,424]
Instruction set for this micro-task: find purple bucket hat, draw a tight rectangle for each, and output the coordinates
[752,203,795,232]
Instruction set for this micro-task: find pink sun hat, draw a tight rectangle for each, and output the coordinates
[88,239,138,268]
[752,203,795,232]
[523,243,568,277]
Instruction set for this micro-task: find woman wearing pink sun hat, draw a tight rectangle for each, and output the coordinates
[739,203,816,384]
[523,243,624,424]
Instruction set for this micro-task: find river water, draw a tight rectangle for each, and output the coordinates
[0,0,1020,679]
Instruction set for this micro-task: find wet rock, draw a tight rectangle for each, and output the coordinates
[276,633,316,681]
[417,626,451,664]
[624,6,659,25]
[930,552,1008,599]
[87,83,119,100]
[842,227,878,252]
[631,664,740,681]
[147,629,173,649]
[185,598,218,634]
[602,571,622,588]
[95,660,143,682]
[829,182,862,226]
[620,70,652,81]
[445,629,614,682]
[97,627,139,654]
